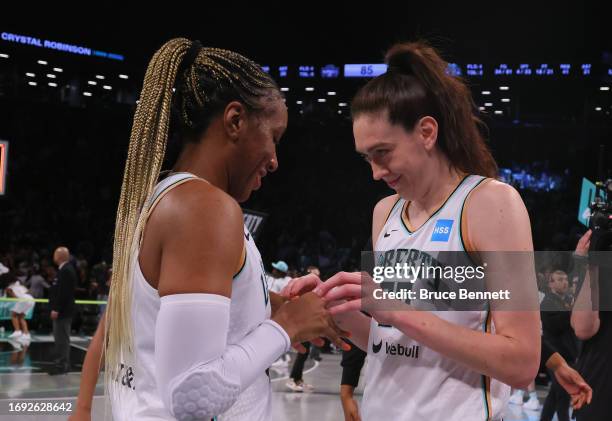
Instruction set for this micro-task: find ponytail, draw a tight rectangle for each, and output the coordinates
[352,41,498,178]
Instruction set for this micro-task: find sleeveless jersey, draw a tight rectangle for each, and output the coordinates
[362,174,510,421]
[110,172,273,421]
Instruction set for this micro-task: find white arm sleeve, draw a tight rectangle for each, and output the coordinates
[155,293,291,420]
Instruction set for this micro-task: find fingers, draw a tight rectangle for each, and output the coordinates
[329,299,363,316]
[570,394,582,409]
[325,328,351,351]
[293,343,308,353]
[314,272,362,297]
[574,392,586,409]
[323,284,362,303]
[323,315,352,351]
[579,230,592,243]
[279,284,291,298]
[311,337,325,347]
[571,372,593,404]
[280,277,299,298]
[283,274,321,298]
[570,388,592,410]
[585,384,593,404]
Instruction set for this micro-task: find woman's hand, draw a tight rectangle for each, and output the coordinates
[279,274,323,298]
[315,271,404,326]
[575,230,591,257]
[553,363,592,409]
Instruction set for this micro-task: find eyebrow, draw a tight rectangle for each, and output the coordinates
[356,141,394,155]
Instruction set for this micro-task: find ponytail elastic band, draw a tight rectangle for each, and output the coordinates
[180,40,203,73]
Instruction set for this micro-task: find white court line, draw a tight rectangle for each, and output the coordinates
[70,344,88,352]
[0,371,80,376]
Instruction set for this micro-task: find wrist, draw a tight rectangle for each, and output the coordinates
[546,352,565,371]
[75,401,92,411]
[271,311,296,343]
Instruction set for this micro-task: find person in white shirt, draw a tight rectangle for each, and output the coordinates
[5,278,35,344]
[266,261,291,293]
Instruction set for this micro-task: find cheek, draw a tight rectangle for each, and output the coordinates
[390,145,420,174]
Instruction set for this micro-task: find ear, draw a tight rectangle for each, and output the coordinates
[417,116,438,151]
[223,101,247,142]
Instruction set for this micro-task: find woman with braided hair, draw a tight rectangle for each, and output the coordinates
[68,38,349,421]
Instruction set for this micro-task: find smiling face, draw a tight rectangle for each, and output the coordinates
[353,110,438,200]
[229,96,288,202]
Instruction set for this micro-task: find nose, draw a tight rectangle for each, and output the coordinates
[267,156,278,173]
[371,162,388,181]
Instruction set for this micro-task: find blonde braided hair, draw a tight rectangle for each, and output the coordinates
[104,38,279,400]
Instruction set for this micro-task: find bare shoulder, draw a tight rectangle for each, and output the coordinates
[153,180,243,233]
[372,194,400,240]
[466,179,532,251]
[151,180,245,297]
[468,179,524,209]
[374,194,400,215]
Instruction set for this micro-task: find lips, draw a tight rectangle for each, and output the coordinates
[386,175,401,188]
[253,175,262,190]
[252,167,268,191]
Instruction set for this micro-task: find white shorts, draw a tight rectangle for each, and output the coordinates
[12,299,35,315]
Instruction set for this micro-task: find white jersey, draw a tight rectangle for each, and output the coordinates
[7,282,32,299]
[111,172,273,421]
[362,175,510,421]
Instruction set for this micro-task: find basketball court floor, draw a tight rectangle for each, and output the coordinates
[0,333,563,420]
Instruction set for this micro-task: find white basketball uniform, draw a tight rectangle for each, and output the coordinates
[110,172,273,421]
[362,175,510,421]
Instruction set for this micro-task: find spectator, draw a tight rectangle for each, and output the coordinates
[48,246,77,375]
[340,341,367,421]
[571,230,612,420]
[3,273,35,346]
[25,265,50,299]
[540,267,578,421]
[266,261,291,293]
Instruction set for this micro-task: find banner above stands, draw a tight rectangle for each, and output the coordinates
[1,31,124,61]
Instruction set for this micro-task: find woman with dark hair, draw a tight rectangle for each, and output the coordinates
[284,41,541,420]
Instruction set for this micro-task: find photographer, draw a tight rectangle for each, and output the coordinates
[571,230,612,420]
[541,269,578,421]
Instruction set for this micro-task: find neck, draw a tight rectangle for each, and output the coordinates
[172,138,230,193]
[410,154,463,215]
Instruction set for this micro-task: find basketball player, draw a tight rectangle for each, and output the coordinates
[101,38,348,421]
[283,41,542,421]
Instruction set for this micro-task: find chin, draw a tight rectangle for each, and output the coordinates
[236,192,250,203]
[394,186,408,199]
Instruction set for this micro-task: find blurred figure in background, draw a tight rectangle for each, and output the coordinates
[49,246,76,375]
[266,260,291,293]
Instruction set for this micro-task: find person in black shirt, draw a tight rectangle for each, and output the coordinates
[541,270,578,421]
[340,342,366,421]
[541,339,592,410]
[49,246,77,375]
[571,230,612,421]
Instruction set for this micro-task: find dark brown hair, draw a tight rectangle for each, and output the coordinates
[351,41,498,178]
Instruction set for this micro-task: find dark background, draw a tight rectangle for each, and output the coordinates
[0,3,610,278]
